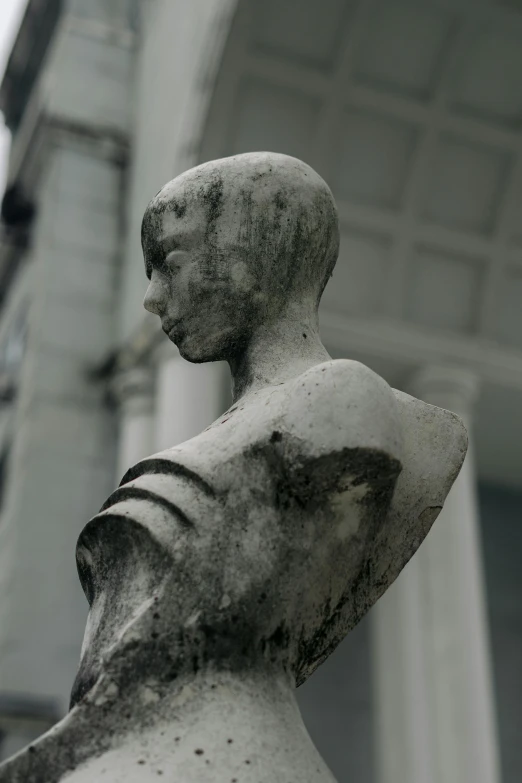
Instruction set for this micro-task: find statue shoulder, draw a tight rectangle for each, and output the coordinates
[278,359,402,463]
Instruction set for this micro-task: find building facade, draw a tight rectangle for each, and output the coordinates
[0,0,521,779]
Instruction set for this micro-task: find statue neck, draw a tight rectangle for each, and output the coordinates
[93,668,318,776]
[1,667,335,782]
[228,310,330,404]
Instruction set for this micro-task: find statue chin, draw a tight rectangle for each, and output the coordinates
[176,340,215,363]
[175,333,234,364]
[168,330,199,361]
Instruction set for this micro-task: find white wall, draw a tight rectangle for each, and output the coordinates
[0,0,134,722]
[0,138,122,716]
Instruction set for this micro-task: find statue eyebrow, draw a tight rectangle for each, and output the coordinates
[144,246,171,280]
[144,232,193,279]
[159,229,194,252]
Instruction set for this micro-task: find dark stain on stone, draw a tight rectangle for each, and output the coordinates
[267,623,289,649]
[200,624,217,642]
[273,191,287,211]
[70,665,99,710]
[172,200,186,218]
[202,176,224,244]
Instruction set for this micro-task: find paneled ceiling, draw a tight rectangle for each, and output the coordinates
[200,0,522,487]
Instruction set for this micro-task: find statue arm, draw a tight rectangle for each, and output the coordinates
[279,360,404,684]
[279,359,403,468]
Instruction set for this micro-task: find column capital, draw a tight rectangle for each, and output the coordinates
[111,366,154,414]
[409,365,480,420]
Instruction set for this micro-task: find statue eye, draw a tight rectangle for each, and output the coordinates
[156,260,169,275]
[165,250,185,269]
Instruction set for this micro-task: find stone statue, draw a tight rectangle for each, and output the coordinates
[0,153,467,782]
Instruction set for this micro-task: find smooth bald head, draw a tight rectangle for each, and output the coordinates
[142,152,339,362]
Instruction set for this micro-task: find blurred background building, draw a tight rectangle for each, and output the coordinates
[0,0,520,780]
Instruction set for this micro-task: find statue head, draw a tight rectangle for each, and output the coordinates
[142,152,339,362]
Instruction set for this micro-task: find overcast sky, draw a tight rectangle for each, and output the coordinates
[0,0,29,193]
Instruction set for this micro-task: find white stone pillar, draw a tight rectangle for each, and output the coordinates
[0,0,134,734]
[154,345,230,451]
[372,366,500,783]
[112,367,155,481]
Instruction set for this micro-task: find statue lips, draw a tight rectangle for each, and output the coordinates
[162,320,183,340]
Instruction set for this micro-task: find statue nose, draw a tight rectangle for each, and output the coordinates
[143,274,165,316]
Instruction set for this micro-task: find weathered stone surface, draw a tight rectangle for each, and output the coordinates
[0,153,467,782]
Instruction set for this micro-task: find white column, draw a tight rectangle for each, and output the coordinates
[154,345,230,451]
[372,366,500,783]
[118,0,239,342]
[0,146,125,721]
[112,366,155,481]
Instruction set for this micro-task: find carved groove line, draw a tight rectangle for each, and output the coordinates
[100,486,195,529]
[119,458,216,498]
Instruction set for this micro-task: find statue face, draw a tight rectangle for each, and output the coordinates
[141,153,341,363]
[142,194,268,363]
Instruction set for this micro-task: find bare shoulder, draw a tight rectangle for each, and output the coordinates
[279,359,403,461]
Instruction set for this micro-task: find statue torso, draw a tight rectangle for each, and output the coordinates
[93,358,466,683]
